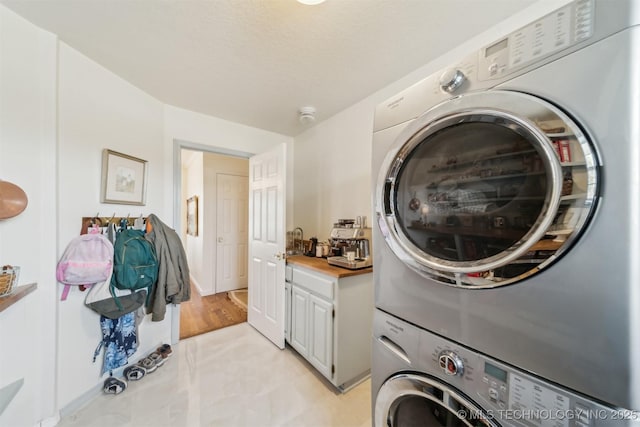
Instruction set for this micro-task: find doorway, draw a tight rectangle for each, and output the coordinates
[179,285,247,339]
[175,143,251,340]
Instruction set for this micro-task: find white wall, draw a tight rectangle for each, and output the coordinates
[183,150,204,292]
[291,0,571,241]
[293,102,375,242]
[0,6,58,427]
[165,105,292,156]
[51,51,293,416]
[56,42,170,410]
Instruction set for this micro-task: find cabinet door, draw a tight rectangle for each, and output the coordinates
[308,294,333,380]
[285,281,291,344]
[290,285,309,357]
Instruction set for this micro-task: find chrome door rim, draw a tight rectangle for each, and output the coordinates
[375,90,599,288]
[374,373,500,427]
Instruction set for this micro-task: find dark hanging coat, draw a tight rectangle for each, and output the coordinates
[144,214,191,321]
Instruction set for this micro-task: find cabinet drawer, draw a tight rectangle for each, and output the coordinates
[373,310,419,364]
[292,268,334,300]
[285,265,293,282]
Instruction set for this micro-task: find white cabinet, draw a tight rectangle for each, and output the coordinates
[290,284,310,356]
[308,293,333,379]
[286,261,372,392]
[284,280,292,343]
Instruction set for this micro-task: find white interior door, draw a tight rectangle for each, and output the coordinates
[216,173,249,293]
[248,143,286,349]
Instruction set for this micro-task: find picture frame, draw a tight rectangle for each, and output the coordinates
[101,149,148,205]
[187,196,198,236]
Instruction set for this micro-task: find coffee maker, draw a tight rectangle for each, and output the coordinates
[327,219,373,270]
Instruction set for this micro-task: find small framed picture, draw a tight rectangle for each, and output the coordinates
[187,196,198,236]
[101,149,148,205]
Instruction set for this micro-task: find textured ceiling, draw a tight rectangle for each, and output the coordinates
[2,0,537,136]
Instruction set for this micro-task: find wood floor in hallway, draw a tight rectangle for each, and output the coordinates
[179,283,247,339]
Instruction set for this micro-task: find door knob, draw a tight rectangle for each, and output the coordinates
[217,237,223,243]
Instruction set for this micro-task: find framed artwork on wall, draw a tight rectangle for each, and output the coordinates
[187,195,198,236]
[101,149,148,205]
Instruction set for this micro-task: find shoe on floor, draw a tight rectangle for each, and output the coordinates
[138,356,158,373]
[148,351,164,367]
[123,364,146,381]
[103,377,127,395]
[157,343,173,359]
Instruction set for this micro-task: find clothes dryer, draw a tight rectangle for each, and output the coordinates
[372,0,640,411]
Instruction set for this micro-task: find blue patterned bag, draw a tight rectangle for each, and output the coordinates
[93,313,138,375]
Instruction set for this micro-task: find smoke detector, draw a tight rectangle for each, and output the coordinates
[298,106,316,124]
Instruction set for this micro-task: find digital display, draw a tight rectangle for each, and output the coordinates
[485,362,508,382]
[486,38,508,57]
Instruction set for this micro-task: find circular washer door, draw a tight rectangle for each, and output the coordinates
[376,90,599,288]
[375,373,500,427]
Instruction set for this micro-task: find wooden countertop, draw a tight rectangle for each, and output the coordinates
[286,255,373,278]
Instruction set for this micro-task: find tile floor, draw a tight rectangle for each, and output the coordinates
[57,322,372,427]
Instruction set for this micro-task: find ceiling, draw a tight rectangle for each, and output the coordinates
[2,0,537,136]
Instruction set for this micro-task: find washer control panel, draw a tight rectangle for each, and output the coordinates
[421,329,630,427]
[376,309,638,426]
[481,361,509,410]
[376,310,633,426]
[438,350,464,376]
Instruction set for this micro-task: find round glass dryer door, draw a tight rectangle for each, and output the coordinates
[376,91,599,288]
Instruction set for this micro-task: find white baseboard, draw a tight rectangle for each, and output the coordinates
[58,381,103,421]
[57,340,168,422]
[190,274,214,296]
[39,413,60,427]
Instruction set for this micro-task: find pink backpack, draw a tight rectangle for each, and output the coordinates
[56,233,114,300]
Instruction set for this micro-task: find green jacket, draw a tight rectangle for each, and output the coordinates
[144,214,191,321]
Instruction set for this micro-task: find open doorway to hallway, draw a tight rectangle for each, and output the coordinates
[179,284,247,339]
[178,148,250,339]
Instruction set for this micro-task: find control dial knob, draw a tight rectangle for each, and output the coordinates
[438,350,464,376]
[439,68,466,93]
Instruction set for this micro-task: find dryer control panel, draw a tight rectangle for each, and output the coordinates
[478,0,594,81]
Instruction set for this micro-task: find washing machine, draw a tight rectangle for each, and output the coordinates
[371,0,640,418]
[372,310,635,427]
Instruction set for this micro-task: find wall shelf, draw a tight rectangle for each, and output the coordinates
[0,283,37,313]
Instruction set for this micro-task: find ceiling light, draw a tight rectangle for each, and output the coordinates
[297,0,326,5]
[298,106,316,124]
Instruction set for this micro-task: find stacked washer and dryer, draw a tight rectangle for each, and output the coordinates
[371,0,640,426]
